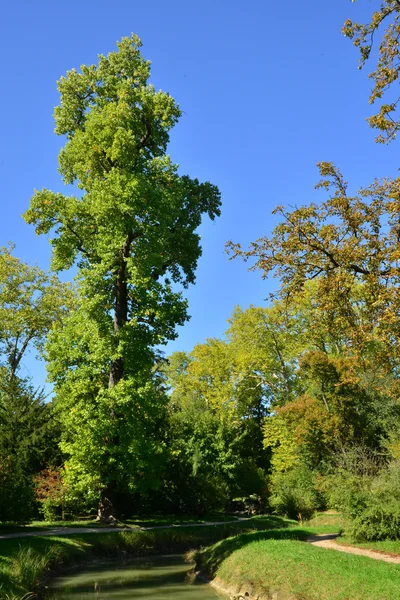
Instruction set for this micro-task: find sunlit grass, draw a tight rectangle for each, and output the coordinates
[199,531,400,600]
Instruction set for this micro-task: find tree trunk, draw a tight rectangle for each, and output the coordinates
[109,232,133,387]
[98,481,117,523]
[98,233,133,523]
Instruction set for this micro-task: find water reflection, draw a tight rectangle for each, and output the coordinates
[48,554,228,599]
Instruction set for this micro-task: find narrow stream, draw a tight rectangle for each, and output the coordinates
[48,554,229,599]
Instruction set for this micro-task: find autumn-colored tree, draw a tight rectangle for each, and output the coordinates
[264,350,389,473]
[343,0,400,142]
[228,162,400,377]
[34,466,67,520]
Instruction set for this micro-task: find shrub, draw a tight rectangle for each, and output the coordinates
[34,466,67,521]
[269,465,322,520]
[348,461,400,540]
[314,446,382,519]
[315,469,369,515]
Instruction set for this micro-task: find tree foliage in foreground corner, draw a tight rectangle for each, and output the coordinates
[24,34,221,520]
[343,0,400,142]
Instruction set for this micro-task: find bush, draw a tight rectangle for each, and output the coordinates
[313,446,383,521]
[269,465,322,520]
[34,466,67,521]
[324,458,400,541]
[347,461,400,541]
[315,469,369,515]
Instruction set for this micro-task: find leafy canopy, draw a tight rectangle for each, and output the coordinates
[23,35,221,510]
[343,0,400,142]
[0,246,70,378]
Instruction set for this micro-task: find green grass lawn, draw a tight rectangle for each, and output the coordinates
[212,537,400,600]
[197,528,400,600]
[304,510,345,531]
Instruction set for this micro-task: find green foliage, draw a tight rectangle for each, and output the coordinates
[23,34,221,516]
[164,313,280,513]
[315,446,379,513]
[346,461,400,541]
[0,245,70,377]
[263,412,301,472]
[0,374,62,476]
[0,456,35,523]
[163,403,248,513]
[269,465,322,521]
[34,467,67,521]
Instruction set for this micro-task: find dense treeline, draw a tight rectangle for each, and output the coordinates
[164,277,400,532]
[2,3,400,542]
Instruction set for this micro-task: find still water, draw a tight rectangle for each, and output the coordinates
[48,554,229,599]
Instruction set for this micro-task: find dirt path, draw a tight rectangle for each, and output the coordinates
[307,533,400,564]
[0,518,252,541]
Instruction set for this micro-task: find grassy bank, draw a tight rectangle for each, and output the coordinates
[0,516,289,599]
[195,528,400,600]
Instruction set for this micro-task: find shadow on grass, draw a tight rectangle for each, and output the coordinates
[196,526,313,577]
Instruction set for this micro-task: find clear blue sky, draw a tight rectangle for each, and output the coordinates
[0,0,398,389]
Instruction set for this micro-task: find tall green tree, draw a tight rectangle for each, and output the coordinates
[24,35,221,520]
